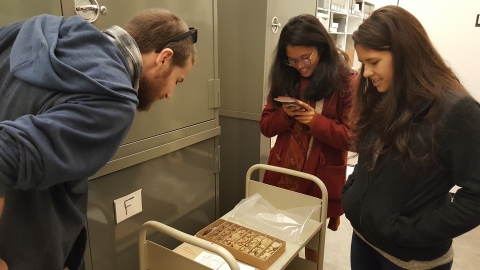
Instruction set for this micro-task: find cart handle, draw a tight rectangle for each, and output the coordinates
[246,164,328,204]
[139,221,240,270]
[246,164,328,270]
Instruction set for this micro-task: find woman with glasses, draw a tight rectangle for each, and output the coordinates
[260,14,357,263]
[342,6,480,269]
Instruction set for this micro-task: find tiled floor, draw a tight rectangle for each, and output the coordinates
[320,215,480,270]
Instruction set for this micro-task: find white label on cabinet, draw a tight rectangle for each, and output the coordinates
[114,189,142,224]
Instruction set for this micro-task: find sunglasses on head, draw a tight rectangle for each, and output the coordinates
[155,27,198,53]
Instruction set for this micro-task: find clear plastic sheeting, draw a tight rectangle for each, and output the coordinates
[229,193,320,244]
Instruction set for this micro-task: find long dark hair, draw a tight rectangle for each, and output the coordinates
[351,5,468,166]
[268,14,350,107]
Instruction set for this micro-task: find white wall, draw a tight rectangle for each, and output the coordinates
[399,0,480,100]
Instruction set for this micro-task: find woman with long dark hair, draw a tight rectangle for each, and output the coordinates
[342,5,480,269]
[260,14,357,263]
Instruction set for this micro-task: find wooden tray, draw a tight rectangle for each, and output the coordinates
[196,219,285,269]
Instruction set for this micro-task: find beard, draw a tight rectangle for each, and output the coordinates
[137,67,172,111]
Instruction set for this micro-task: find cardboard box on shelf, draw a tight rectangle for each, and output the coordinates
[196,219,286,270]
[318,0,331,10]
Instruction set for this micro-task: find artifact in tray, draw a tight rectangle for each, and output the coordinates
[196,219,286,269]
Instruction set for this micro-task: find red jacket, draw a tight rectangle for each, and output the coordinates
[260,72,357,217]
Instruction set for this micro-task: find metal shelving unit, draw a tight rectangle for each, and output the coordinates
[316,0,375,69]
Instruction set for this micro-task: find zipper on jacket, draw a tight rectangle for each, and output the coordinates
[359,171,371,225]
[359,131,376,226]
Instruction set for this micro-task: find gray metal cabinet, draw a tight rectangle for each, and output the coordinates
[0,0,62,25]
[61,0,220,178]
[62,0,218,144]
[218,0,318,215]
[86,138,218,270]
[59,1,221,269]
[1,0,220,269]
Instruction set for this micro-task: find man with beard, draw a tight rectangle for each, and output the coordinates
[0,8,196,270]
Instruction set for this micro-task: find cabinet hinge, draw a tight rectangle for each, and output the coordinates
[209,146,221,174]
[208,79,220,109]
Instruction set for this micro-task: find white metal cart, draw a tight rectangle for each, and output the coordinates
[139,164,328,270]
[138,220,240,270]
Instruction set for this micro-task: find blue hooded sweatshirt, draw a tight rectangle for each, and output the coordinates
[0,15,138,269]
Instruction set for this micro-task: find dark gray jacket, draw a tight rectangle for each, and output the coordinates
[342,92,480,262]
[0,15,137,269]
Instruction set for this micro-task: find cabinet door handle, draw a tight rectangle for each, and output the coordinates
[271,17,282,33]
[75,0,107,23]
[75,4,98,12]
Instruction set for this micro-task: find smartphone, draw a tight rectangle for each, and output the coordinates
[274,96,296,103]
[274,96,304,109]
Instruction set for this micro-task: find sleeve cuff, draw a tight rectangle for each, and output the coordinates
[306,114,318,129]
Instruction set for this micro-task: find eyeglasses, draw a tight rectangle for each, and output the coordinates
[155,27,198,53]
[284,50,316,67]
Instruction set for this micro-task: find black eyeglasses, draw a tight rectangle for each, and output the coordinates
[155,27,198,53]
[284,50,316,67]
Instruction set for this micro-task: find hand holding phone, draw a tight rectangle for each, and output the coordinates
[292,99,316,126]
[274,96,299,107]
[275,96,305,117]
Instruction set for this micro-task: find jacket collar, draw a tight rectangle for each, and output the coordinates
[102,26,142,91]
